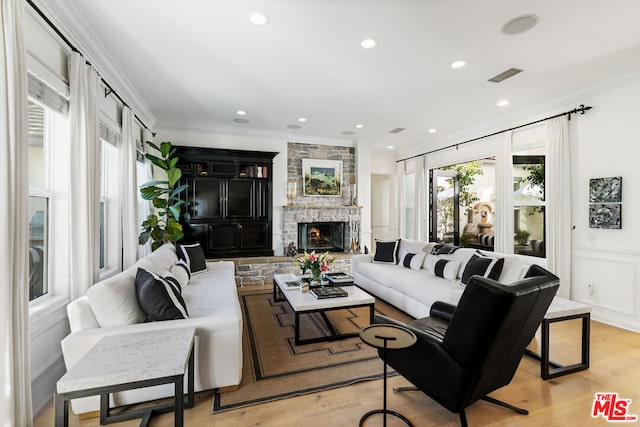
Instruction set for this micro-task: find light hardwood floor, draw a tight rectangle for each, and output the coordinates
[34,310,640,426]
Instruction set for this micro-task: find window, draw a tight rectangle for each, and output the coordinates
[430,160,495,247]
[27,101,49,301]
[27,73,71,307]
[403,172,416,239]
[99,131,122,276]
[513,153,545,257]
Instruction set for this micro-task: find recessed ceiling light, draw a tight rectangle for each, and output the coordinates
[342,131,356,136]
[287,124,301,130]
[233,118,250,124]
[450,60,467,69]
[497,99,510,107]
[386,145,394,150]
[355,124,364,129]
[236,110,247,115]
[297,117,307,122]
[249,13,269,26]
[361,38,378,49]
[428,128,437,133]
[502,14,539,35]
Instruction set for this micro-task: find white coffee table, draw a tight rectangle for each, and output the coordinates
[273,273,375,345]
[526,296,591,379]
[54,327,195,427]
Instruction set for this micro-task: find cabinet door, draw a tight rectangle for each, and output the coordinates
[208,223,237,251]
[239,223,268,249]
[255,180,269,219]
[191,178,223,219]
[226,180,254,219]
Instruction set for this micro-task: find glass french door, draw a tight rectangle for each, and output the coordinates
[430,169,460,245]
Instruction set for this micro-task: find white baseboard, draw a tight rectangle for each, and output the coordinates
[31,355,66,416]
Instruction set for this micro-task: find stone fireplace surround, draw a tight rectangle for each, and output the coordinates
[283,142,361,253]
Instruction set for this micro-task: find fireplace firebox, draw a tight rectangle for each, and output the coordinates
[297,222,345,253]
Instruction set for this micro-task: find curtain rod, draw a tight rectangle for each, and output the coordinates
[26,0,156,137]
[397,104,592,163]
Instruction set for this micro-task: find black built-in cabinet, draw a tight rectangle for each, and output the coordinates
[176,146,277,258]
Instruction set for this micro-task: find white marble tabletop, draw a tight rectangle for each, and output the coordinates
[57,327,195,394]
[545,296,591,320]
[274,273,374,312]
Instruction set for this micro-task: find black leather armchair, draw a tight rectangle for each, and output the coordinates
[374,265,559,426]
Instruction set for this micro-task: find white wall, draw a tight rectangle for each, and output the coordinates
[569,78,640,331]
[371,150,398,242]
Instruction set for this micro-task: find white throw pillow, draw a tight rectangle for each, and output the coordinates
[87,274,146,327]
[400,250,427,271]
[169,259,191,287]
[427,259,461,281]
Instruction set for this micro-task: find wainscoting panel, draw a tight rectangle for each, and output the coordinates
[572,249,636,316]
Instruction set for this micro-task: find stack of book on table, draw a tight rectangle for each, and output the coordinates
[311,286,348,299]
[324,272,354,286]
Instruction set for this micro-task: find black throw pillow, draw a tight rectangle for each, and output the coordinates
[461,253,504,285]
[373,239,401,264]
[176,242,207,274]
[135,268,189,321]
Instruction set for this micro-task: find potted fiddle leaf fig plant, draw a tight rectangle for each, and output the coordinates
[138,141,188,251]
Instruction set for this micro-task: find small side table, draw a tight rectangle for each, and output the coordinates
[525,296,591,380]
[359,324,417,427]
[55,327,195,427]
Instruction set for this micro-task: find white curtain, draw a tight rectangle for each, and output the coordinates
[415,155,429,241]
[120,107,138,268]
[69,52,100,299]
[0,0,32,425]
[546,116,571,298]
[396,161,405,238]
[137,128,154,258]
[495,131,514,253]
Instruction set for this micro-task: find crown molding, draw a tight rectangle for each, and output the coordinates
[29,0,157,129]
[157,121,355,147]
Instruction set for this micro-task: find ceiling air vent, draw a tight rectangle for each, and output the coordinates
[488,68,523,83]
[389,127,406,134]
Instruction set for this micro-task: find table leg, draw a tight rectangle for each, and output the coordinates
[54,393,68,427]
[295,311,301,346]
[100,393,109,424]
[175,375,184,427]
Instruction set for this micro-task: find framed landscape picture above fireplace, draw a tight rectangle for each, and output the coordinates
[302,159,342,196]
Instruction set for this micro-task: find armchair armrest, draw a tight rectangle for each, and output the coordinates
[430,301,456,323]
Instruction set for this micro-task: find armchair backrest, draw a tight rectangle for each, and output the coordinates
[442,268,559,405]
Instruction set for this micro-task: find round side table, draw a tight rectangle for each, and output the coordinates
[359,323,417,427]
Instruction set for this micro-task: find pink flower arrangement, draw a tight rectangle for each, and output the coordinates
[294,250,335,281]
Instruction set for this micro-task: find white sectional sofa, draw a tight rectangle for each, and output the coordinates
[352,239,545,319]
[61,243,242,414]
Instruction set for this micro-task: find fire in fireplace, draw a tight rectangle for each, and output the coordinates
[297,222,345,253]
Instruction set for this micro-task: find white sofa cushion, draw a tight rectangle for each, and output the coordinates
[87,272,146,327]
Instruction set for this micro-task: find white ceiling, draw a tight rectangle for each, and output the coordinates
[60,0,640,154]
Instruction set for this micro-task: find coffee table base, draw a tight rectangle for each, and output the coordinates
[294,303,374,346]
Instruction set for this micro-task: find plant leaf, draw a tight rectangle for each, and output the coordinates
[167,167,182,187]
[146,141,160,152]
[160,141,172,157]
[145,154,169,170]
[170,184,188,198]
